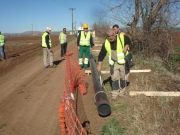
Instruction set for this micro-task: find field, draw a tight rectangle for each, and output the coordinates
[0,33,180,135]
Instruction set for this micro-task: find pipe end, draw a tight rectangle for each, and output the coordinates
[98,103,111,117]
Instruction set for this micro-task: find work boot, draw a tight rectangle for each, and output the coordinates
[118,88,126,97]
[111,90,119,100]
[45,65,49,68]
[62,56,66,59]
[0,58,5,61]
[79,65,83,69]
[118,92,125,97]
[49,64,57,68]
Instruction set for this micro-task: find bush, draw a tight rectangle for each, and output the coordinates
[174,45,180,53]
[170,53,180,62]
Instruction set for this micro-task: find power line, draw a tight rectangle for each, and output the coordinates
[52,0,68,9]
[59,0,69,8]
[64,0,73,7]
[69,8,76,34]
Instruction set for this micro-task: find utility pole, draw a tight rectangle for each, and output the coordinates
[74,21,76,35]
[80,22,83,27]
[31,24,33,35]
[74,21,76,31]
[69,8,75,35]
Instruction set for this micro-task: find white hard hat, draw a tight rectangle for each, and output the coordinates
[46,27,52,31]
[78,27,83,30]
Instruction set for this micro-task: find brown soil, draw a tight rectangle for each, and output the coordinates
[0,34,180,135]
[0,35,108,135]
[0,35,63,135]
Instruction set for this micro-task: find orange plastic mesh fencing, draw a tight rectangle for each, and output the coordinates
[63,51,87,96]
[58,50,88,135]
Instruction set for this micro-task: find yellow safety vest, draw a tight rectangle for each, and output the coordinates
[42,32,52,47]
[0,35,5,46]
[105,34,128,65]
[59,32,66,44]
[79,31,90,46]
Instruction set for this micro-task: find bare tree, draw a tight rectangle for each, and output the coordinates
[92,21,112,38]
[100,0,180,34]
[96,0,180,71]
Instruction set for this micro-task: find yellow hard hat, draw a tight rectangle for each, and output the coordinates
[83,23,88,29]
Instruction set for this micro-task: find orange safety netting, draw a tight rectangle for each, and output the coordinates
[58,50,88,135]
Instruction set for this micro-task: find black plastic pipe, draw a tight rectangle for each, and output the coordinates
[89,54,111,117]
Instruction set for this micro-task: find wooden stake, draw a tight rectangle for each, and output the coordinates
[94,40,100,42]
[94,44,102,47]
[85,69,151,75]
[130,69,151,73]
[92,50,100,52]
[129,91,180,97]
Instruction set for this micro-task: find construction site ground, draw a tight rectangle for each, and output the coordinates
[0,35,108,135]
[0,34,180,135]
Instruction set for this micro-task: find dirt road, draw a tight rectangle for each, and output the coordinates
[0,40,71,135]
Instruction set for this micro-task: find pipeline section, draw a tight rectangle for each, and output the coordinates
[89,54,111,117]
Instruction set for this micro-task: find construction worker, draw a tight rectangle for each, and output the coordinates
[42,27,57,68]
[0,31,6,60]
[97,29,131,100]
[113,24,131,79]
[112,24,125,35]
[59,28,67,59]
[77,23,94,69]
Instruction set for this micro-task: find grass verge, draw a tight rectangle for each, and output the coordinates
[91,41,180,135]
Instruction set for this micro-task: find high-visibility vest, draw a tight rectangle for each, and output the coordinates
[0,35,5,46]
[59,32,66,44]
[79,31,90,46]
[105,34,128,65]
[42,32,52,47]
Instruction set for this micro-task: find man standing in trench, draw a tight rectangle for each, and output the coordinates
[112,24,132,82]
[97,29,131,100]
[59,28,67,59]
[42,27,56,68]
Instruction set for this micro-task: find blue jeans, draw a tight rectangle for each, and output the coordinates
[0,46,6,59]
